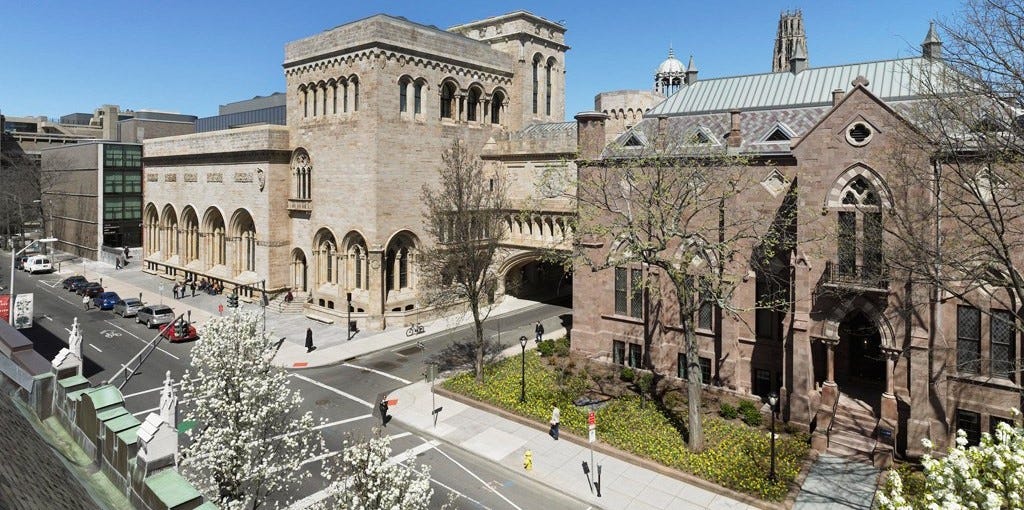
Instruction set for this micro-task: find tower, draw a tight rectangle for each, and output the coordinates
[773,10,808,73]
[654,47,685,95]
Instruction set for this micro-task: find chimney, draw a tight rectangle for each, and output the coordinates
[832,89,845,106]
[656,115,668,151]
[922,21,942,59]
[685,55,698,85]
[789,43,808,74]
[575,111,610,160]
[728,110,742,148]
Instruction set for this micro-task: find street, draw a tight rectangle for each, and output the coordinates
[9,259,588,510]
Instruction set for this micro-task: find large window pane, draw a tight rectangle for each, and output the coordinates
[612,340,625,365]
[123,172,142,193]
[956,409,981,447]
[837,211,856,277]
[991,309,1015,379]
[103,172,123,193]
[614,267,627,315]
[957,306,981,374]
[630,268,643,319]
[628,343,642,368]
[104,197,124,220]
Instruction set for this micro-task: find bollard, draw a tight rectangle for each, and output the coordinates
[523,450,533,471]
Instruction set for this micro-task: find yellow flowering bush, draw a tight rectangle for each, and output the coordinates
[444,353,809,501]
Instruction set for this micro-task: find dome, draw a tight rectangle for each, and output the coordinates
[656,48,685,75]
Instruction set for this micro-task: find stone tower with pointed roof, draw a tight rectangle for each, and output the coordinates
[773,10,808,72]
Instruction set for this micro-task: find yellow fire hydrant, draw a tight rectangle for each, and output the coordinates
[523,450,533,471]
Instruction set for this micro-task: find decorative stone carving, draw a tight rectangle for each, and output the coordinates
[256,168,266,191]
[164,174,177,182]
[146,174,158,182]
[183,173,197,182]
[207,173,223,183]
[234,172,253,183]
[761,169,788,197]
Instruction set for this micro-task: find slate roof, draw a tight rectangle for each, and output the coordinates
[0,392,100,510]
[647,57,948,116]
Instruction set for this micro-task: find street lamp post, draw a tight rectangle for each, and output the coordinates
[768,392,778,482]
[9,237,57,297]
[519,335,528,403]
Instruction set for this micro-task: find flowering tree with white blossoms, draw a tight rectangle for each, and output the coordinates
[877,411,1024,510]
[317,429,438,510]
[180,310,324,509]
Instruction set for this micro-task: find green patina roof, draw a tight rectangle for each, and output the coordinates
[115,425,140,445]
[67,389,89,402]
[84,385,124,410]
[144,469,201,508]
[96,406,129,422]
[105,414,140,433]
[57,375,88,389]
[194,501,219,510]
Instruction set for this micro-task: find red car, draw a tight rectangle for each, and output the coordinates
[159,320,199,342]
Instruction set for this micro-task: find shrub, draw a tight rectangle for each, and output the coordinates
[620,366,635,382]
[663,391,683,410]
[537,336,571,357]
[719,402,738,420]
[537,339,556,357]
[739,400,763,427]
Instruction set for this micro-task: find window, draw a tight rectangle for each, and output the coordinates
[630,268,643,318]
[440,82,456,119]
[343,82,349,112]
[628,343,642,368]
[678,353,687,379]
[399,78,409,113]
[545,60,553,116]
[332,83,338,114]
[846,122,873,146]
[756,271,787,340]
[322,85,328,116]
[957,306,982,374]
[354,248,363,289]
[699,356,712,384]
[104,172,123,193]
[835,175,884,284]
[104,145,141,168]
[490,91,503,124]
[123,198,141,220]
[837,211,856,278]
[614,267,628,315]
[398,247,409,289]
[991,309,1015,379]
[613,340,625,365]
[414,82,423,114]
[697,281,713,330]
[991,416,1015,437]
[103,197,123,220]
[123,172,142,193]
[532,55,541,114]
[764,128,791,142]
[467,87,480,121]
[956,409,981,447]
[754,369,772,399]
[302,87,308,118]
[312,87,318,116]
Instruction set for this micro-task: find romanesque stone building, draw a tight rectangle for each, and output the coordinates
[571,14,1020,465]
[142,11,574,330]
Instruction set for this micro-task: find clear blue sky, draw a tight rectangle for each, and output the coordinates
[2,1,961,121]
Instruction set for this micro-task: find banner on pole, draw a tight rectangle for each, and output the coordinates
[13,293,33,329]
[0,295,10,324]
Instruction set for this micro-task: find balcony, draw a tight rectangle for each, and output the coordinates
[822,260,889,292]
[287,198,312,212]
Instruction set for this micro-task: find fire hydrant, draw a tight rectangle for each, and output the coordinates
[523,450,533,471]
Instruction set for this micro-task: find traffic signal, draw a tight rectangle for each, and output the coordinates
[227,293,238,308]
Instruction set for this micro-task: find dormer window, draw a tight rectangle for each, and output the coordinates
[760,122,794,143]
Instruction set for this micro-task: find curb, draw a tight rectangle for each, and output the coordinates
[434,385,787,510]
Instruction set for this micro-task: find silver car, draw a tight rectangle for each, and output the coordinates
[113,298,143,318]
[136,305,175,328]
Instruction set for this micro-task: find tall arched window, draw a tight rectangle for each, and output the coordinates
[325,243,333,283]
[440,82,456,119]
[301,86,308,118]
[331,81,338,113]
[414,81,423,114]
[835,175,883,282]
[466,87,481,122]
[292,149,312,200]
[490,90,504,125]
[351,77,359,111]
[354,247,363,289]
[321,83,328,117]
[532,55,541,114]
[399,77,410,113]
[545,58,554,116]
[342,81,349,112]
[312,86,318,116]
[399,247,409,288]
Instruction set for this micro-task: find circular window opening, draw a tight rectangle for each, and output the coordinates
[846,122,873,146]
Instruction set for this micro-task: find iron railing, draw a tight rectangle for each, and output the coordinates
[823,261,889,290]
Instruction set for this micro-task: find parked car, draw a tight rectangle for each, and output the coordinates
[23,255,53,274]
[69,279,92,293]
[92,292,120,311]
[136,305,175,328]
[78,282,104,298]
[159,320,198,342]
[14,256,29,270]
[113,298,143,318]
[62,275,87,290]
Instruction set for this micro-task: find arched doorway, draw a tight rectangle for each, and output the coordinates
[502,257,572,304]
[837,310,885,398]
[229,209,257,276]
[291,248,308,292]
[201,207,226,268]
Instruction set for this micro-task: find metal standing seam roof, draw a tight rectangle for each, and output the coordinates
[144,469,202,508]
[647,57,949,116]
[58,375,89,389]
[106,413,141,433]
[84,385,125,410]
[96,406,130,422]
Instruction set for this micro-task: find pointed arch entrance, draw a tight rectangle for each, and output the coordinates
[836,310,885,398]
[291,248,308,292]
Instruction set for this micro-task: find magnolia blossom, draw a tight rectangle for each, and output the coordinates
[877,410,1024,510]
[179,310,325,509]
[318,431,436,510]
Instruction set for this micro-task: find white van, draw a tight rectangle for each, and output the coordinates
[24,256,53,274]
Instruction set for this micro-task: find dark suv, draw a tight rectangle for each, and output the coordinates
[62,275,87,291]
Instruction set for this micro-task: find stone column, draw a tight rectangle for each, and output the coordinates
[366,248,385,330]
[822,337,840,402]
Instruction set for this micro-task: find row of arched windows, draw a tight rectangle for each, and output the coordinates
[433,79,506,125]
[532,53,557,116]
[299,76,360,118]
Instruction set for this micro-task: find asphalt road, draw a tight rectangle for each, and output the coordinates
[10,262,587,510]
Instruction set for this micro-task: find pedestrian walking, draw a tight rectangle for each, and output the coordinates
[172,283,180,299]
[115,256,121,270]
[305,327,315,353]
[123,246,130,260]
[549,405,560,440]
[190,281,196,298]
[82,294,91,311]
[535,321,544,343]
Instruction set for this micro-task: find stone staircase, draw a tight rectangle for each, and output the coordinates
[827,395,879,463]
[274,291,308,315]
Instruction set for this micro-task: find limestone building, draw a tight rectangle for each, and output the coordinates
[571,13,1020,465]
[142,11,574,330]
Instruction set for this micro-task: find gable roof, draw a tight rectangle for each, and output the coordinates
[647,57,949,116]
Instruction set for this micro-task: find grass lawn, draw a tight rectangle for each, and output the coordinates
[443,351,809,501]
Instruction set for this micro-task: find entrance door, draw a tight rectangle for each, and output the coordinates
[840,310,884,386]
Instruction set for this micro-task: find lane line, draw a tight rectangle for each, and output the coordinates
[294,431,415,469]
[341,362,412,384]
[267,415,373,442]
[386,438,439,467]
[292,374,373,408]
[104,320,181,360]
[122,380,186,399]
[90,344,102,353]
[434,445,524,510]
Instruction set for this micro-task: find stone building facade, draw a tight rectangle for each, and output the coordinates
[142,11,573,330]
[571,15,1020,465]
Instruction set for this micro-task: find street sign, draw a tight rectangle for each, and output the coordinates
[588,410,596,426]
[177,420,196,433]
[588,426,596,444]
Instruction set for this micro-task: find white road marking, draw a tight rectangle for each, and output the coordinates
[104,320,181,360]
[386,438,439,466]
[342,362,412,384]
[122,380,186,399]
[89,344,102,353]
[435,445,524,510]
[292,373,372,408]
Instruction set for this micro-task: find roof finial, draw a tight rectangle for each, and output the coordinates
[922,21,943,59]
